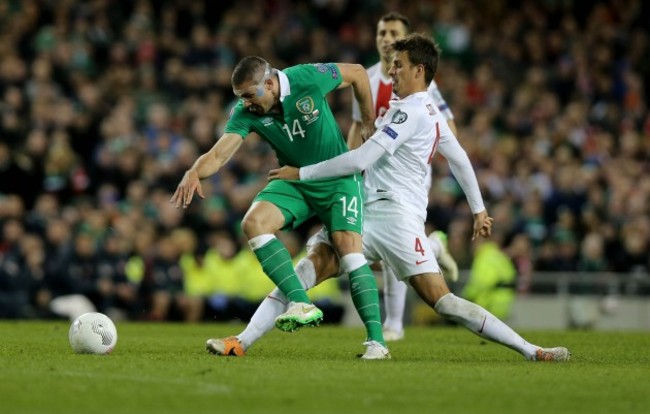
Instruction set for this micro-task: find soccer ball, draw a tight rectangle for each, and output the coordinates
[68,312,118,354]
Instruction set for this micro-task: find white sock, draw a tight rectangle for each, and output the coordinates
[434,293,539,359]
[339,253,367,273]
[382,265,407,333]
[238,290,287,350]
[237,258,318,350]
[295,257,318,290]
[248,234,275,250]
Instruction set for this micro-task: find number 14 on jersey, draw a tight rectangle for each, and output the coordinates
[281,119,306,141]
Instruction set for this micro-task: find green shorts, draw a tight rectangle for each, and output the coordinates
[254,174,364,234]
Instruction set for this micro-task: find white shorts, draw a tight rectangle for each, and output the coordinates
[362,200,440,280]
[306,200,440,280]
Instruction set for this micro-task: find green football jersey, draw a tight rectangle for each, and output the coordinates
[225,63,348,167]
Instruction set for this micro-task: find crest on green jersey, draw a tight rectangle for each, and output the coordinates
[296,96,315,114]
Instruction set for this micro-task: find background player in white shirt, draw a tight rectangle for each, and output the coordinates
[269,33,570,362]
[349,12,459,341]
[349,12,456,142]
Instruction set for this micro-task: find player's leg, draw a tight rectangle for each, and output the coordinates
[366,204,568,361]
[249,180,344,332]
[207,240,340,355]
[276,176,387,358]
[381,263,407,341]
[308,227,389,359]
[428,231,459,283]
[329,229,388,360]
[239,241,339,347]
[381,231,456,341]
[242,201,311,304]
[328,176,386,353]
[377,230,454,337]
[408,273,570,361]
[245,181,326,329]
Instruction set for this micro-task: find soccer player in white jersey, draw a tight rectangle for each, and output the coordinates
[349,12,459,342]
[349,12,456,141]
[267,33,570,362]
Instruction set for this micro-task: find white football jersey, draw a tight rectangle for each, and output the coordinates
[352,62,454,122]
[365,91,453,221]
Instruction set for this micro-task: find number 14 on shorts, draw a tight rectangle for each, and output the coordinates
[339,196,359,225]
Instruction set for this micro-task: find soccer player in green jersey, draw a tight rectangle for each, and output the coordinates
[170,56,388,356]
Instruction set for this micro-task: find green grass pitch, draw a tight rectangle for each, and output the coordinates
[1,321,649,414]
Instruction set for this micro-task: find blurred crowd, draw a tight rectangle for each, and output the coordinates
[1,0,649,321]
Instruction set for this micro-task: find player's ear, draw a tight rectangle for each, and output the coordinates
[416,64,424,78]
[262,78,273,96]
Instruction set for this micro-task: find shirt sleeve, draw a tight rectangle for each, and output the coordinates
[299,139,387,180]
[300,63,343,96]
[437,134,486,214]
[223,103,252,139]
[370,103,419,155]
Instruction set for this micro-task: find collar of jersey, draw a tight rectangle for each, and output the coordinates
[278,70,291,102]
[398,90,429,102]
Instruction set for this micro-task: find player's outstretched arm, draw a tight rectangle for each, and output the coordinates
[437,133,487,218]
[437,131,493,240]
[268,138,387,181]
[170,133,243,209]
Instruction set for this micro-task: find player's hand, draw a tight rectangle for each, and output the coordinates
[170,170,204,208]
[472,210,493,240]
[268,166,300,181]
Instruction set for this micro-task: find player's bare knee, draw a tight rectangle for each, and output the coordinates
[242,202,285,237]
[241,213,265,237]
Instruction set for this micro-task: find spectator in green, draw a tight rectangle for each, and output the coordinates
[462,232,516,320]
[203,231,248,321]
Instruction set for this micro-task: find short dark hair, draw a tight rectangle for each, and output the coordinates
[379,12,411,33]
[231,56,268,87]
[392,33,440,84]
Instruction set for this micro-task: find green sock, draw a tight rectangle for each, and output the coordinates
[348,265,384,345]
[253,238,311,304]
